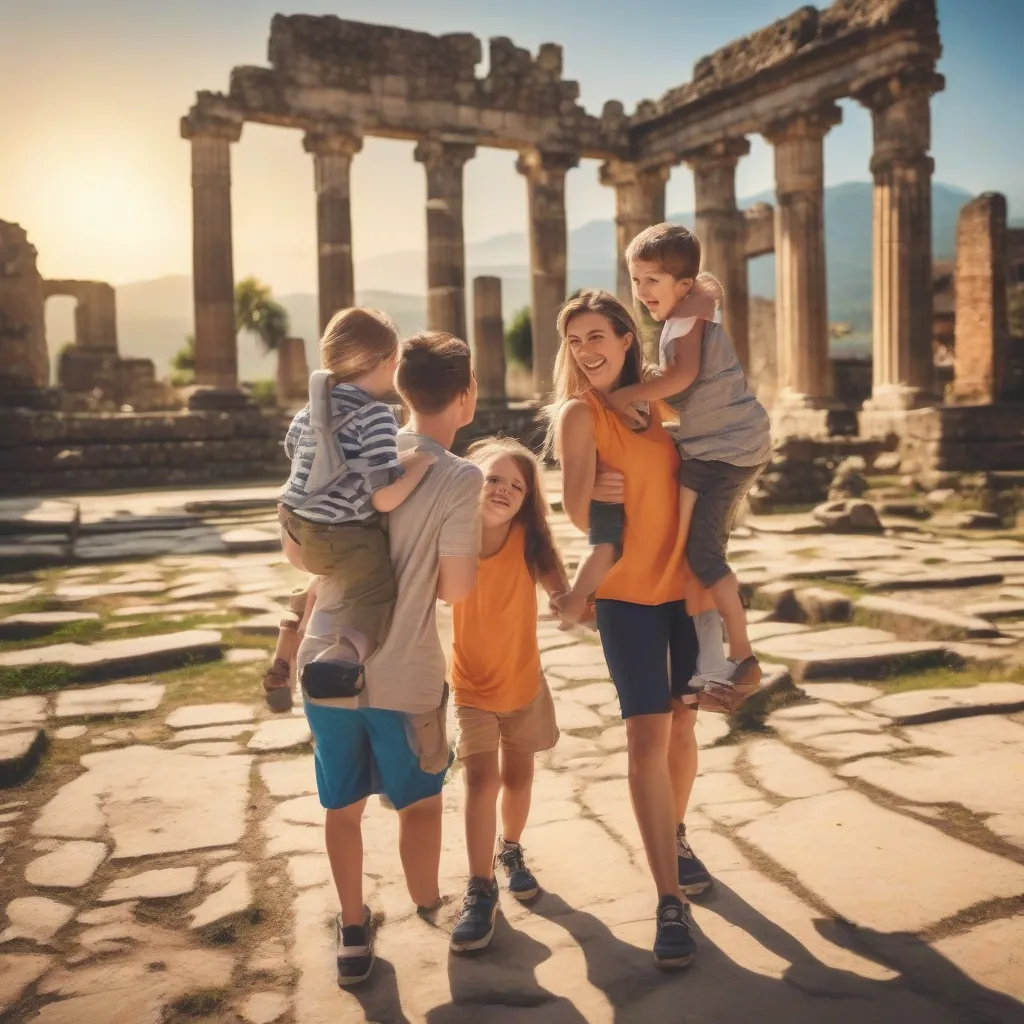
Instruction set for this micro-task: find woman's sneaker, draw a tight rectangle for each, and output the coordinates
[653,895,697,969]
[336,905,374,987]
[677,823,713,896]
[449,877,499,952]
[494,837,539,901]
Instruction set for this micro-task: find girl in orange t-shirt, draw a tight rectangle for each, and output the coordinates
[448,438,568,953]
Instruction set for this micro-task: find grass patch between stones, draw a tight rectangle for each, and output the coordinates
[874,662,1020,695]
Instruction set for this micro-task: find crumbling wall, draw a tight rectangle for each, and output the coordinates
[0,220,49,393]
[42,279,117,352]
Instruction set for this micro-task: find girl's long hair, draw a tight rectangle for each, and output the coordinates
[466,437,567,588]
[542,289,646,456]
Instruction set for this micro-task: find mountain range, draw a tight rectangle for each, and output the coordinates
[44,181,977,381]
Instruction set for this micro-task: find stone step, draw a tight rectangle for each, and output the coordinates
[0,630,223,683]
[859,567,1004,591]
[0,729,47,787]
[856,595,1000,640]
[963,600,1024,621]
[754,626,949,680]
[0,612,100,641]
[861,682,1024,726]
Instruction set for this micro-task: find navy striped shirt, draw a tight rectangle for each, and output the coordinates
[280,383,403,524]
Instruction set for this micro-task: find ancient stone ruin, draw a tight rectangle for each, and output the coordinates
[1,0,1022,495]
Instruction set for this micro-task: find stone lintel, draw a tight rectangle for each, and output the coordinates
[180,102,244,143]
[302,129,363,158]
[515,147,580,183]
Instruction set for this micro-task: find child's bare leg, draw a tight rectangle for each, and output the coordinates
[710,573,752,662]
[556,544,616,624]
[264,583,313,712]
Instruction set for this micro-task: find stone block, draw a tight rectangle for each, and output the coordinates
[0,695,47,730]
[856,595,999,640]
[247,717,311,752]
[25,841,107,889]
[1,897,74,946]
[0,612,100,641]
[865,683,1024,726]
[165,702,256,730]
[0,954,54,1013]
[812,499,882,533]
[190,861,253,931]
[98,866,199,902]
[54,683,165,719]
[0,729,46,787]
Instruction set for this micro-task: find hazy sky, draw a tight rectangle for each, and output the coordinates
[3,0,1022,294]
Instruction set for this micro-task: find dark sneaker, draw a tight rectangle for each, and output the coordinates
[653,895,697,969]
[677,823,713,897]
[336,905,374,987]
[495,838,539,901]
[449,877,499,953]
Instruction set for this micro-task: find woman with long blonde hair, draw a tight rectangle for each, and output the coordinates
[547,289,714,970]
[447,437,568,953]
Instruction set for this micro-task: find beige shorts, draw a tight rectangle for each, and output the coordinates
[455,678,559,760]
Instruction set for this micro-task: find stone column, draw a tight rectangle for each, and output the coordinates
[598,159,671,305]
[414,139,476,340]
[0,220,54,408]
[473,276,505,401]
[764,104,841,436]
[516,148,579,398]
[181,113,244,402]
[304,130,362,334]
[685,138,751,368]
[951,193,1010,404]
[857,70,945,435]
[276,337,311,404]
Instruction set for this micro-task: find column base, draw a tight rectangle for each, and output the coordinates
[186,386,256,412]
[770,393,856,439]
[858,385,936,439]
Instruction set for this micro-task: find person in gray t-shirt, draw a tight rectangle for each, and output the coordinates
[295,331,483,987]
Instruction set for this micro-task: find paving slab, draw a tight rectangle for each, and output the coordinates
[0,729,46,787]
[859,567,1004,590]
[932,917,1024,1004]
[865,683,1024,725]
[903,715,1024,757]
[857,596,999,639]
[739,789,1024,932]
[111,601,218,618]
[0,612,100,641]
[165,702,256,729]
[33,744,252,856]
[746,739,844,799]
[0,953,54,1012]
[98,866,199,902]
[963,599,1024,621]
[54,682,164,719]
[0,695,47,730]
[0,630,223,681]
[239,991,290,1024]
[258,756,317,798]
[1,897,74,945]
[247,717,311,752]
[52,725,87,740]
[551,695,604,731]
[54,581,168,602]
[25,840,107,889]
[801,731,911,760]
[190,861,252,930]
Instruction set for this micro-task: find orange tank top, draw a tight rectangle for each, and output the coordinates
[451,523,542,712]
[583,390,712,612]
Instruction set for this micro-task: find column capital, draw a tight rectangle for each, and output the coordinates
[303,130,363,158]
[180,106,243,144]
[515,148,580,183]
[763,103,842,146]
[413,138,477,171]
[853,67,945,112]
[681,137,751,171]
[598,158,673,190]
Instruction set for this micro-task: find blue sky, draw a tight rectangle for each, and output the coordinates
[3,0,1021,291]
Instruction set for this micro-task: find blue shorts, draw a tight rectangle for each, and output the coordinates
[594,599,700,718]
[304,703,450,811]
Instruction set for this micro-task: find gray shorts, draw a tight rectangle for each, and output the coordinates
[679,459,766,588]
[588,500,624,549]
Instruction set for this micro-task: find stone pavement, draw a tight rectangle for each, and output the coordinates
[1,482,1023,1022]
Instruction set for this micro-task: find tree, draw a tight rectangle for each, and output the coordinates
[171,334,195,386]
[235,277,289,353]
[505,307,533,369]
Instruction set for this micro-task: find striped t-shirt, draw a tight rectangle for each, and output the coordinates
[280,383,403,524]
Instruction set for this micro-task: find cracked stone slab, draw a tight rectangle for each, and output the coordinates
[0,729,46,787]
[190,861,252,930]
[933,917,1024,1003]
[856,596,999,639]
[540,643,610,681]
[799,683,882,705]
[0,630,223,682]
[259,757,317,798]
[54,683,164,720]
[865,683,1024,725]
[1,897,74,945]
[801,730,911,761]
[0,953,54,1011]
[33,745,252,857]
[98,866,199,902]
[739,789,1024,932]
[239,991,290,1024]
[168,725,254,743]
[746,739,844,799]
[247,717,311,752]
[0,696,47,730]
[550,695,604,731]
[165,702,256,730]
[25,841,107,889]
[0,612,100,641]
[111,601,218,618]
[53,725,87,740]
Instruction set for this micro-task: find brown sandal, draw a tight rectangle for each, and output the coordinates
[697,657,762,715]
[263,657,294,712]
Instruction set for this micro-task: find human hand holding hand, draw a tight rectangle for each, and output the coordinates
[607,388,647,426]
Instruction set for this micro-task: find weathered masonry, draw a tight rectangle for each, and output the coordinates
[179,0,943,421]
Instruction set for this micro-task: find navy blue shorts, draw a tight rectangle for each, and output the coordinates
[594,599,700,718]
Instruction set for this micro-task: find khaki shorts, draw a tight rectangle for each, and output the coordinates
[455,678,559,760]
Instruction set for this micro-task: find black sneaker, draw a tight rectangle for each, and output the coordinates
[677,823,713,897]
[336,905,373,987]
[653,895,697,969]
[449,877,499,953]
[495,837,539,901]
